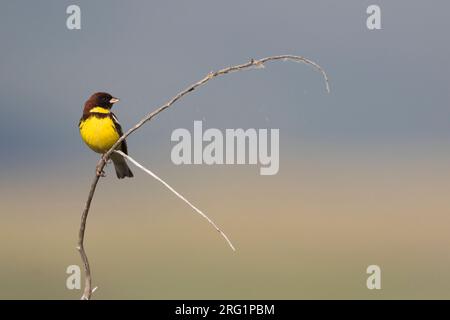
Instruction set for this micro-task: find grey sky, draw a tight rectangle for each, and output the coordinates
[1,0,449,171]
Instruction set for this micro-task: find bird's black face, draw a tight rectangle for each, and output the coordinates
[88,92,119,109]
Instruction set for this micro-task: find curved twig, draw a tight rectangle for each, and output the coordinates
[77,55,330,299]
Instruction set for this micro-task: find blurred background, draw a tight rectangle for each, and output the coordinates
[1,0,449,299]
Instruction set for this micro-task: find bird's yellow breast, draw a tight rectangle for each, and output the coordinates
[79,113,120,154]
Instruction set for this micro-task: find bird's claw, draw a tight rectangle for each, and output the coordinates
[96,163,106,177]
[95,154,110,177]
[96,168,106,177]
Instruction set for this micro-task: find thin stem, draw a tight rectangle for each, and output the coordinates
[77,159,102,300]
[115,150,236,251]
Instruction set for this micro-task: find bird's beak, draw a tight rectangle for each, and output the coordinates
[109,97,120,104]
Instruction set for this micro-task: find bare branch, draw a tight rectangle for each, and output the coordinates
[115,150,236,251]
[77,158,102,300]
[102,55,329,167]
[77,54,330,299]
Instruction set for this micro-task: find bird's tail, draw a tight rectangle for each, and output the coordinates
[110,152,134,179]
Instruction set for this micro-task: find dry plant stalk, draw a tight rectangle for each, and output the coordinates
[77,55,330,300]
[114,150,236,251]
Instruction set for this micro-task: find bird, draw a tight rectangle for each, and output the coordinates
[79,92,133,179]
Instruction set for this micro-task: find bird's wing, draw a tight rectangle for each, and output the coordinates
[110,112,129,155]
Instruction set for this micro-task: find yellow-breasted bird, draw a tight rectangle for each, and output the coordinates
[79,92,133,179]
